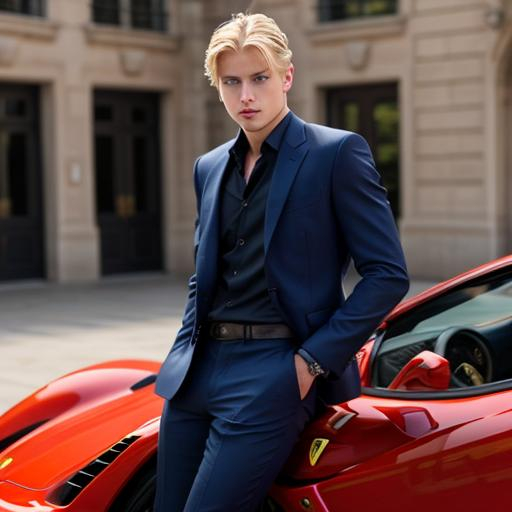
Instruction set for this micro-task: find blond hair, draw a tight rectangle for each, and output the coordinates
[204,12,293,89]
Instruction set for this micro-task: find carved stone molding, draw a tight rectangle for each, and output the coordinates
[345,40,370,70]
[120,49,146,75]
[307,14,406,45]
[84,24,179,52]
[0,13,58,41]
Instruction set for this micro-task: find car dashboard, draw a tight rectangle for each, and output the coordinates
[372,315,512,389]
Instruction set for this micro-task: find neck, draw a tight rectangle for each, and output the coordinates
[243,105,289,156]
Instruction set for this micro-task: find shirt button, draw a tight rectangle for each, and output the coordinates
[226,300,232,307]
[239,238,245,246]
[242,200,248,208]
[233,270,238,276]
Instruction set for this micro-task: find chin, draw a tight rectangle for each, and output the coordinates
[243,117,278,133]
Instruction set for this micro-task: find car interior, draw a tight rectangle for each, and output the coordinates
[370,268,512,391]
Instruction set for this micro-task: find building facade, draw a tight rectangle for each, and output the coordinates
[0,0,510,282]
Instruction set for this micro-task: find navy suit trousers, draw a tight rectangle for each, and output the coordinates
[154,336,320,511]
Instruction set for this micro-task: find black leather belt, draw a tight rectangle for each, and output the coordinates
[208,322,294,340]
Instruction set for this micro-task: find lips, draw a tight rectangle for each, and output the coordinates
[239,109,259,118]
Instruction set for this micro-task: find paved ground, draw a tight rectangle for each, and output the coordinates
[0,270,437,414]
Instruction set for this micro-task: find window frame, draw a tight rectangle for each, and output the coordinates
[91,0,168,33]
[0,0,45,17]
[317,0,398,23]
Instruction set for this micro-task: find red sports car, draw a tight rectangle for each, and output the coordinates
[1,256,512,511]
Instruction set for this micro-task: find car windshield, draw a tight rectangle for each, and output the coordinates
[373,268,512,392]
[411,280,512,334]
[384,269,512,339]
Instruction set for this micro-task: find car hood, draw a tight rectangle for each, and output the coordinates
[0,362,163,490]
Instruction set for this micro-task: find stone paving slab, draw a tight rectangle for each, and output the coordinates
[0,271,436,414]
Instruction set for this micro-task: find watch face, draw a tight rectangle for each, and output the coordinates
[308,362,324,376]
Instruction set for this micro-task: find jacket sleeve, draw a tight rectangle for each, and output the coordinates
[300,132,410,379]
[174,157,202,343]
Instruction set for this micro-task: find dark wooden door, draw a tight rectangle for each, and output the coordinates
[326,82,400,218]
[0,84,44,281]
[94,90,162,275]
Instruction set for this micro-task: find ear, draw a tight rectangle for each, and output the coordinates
[282,64,294,93]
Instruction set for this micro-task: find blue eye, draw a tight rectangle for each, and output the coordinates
[255,75,269,82]
[223,78,239,86]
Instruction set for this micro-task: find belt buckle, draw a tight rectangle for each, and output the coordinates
[218,323,228,338]
[243,324,253,340]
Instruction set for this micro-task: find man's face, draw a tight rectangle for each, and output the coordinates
[217,46,293,137]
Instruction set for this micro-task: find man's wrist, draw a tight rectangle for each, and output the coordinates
[296,348,329,378]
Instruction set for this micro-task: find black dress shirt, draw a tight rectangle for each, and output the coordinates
[207,111,293,324]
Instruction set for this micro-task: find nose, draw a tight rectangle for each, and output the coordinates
[240,81,255,104]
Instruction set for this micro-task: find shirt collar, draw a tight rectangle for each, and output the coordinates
[230,110,293,165]
[264,110,293,151]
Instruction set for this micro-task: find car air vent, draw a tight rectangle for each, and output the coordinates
[47,434,141,506]
[130,374,157,391]
[0,420,48,453]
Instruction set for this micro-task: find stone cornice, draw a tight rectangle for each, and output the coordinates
[84,24,180,52]
[0,12,59,41]
[307,14,407,44]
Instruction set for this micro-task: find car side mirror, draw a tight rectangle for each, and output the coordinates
[388,350,451,391]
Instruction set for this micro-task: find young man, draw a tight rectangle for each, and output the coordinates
[154,12,409,512]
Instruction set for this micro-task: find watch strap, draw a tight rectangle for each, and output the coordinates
[296,347,329,377]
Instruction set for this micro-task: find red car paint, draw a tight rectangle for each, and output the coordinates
[1,256,512,511]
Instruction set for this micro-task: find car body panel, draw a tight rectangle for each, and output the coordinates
[1,257,512,510]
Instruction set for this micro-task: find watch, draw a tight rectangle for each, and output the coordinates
[296,348,329,377]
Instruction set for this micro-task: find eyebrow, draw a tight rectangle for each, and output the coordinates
[220,69,269,80]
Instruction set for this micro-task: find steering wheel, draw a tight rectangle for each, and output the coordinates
[433,327,493,388]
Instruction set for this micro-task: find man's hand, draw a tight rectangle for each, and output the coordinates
[294,353,316,400]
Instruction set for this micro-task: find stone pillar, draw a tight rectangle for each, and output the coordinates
[400,0,498,279]
[45,0,99,281]
[167,0,211,274]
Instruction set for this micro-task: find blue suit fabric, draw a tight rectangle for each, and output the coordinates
[154,335,318,511]
[155,112,409,404]
[154,112,409,510]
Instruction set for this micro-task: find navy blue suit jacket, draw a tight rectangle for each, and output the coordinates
[155,112,409,405]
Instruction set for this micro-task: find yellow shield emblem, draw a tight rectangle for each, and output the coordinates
[0,457,13,470]
[309,438,329,466]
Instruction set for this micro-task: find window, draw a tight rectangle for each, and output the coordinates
[92,0,167,32]
[0,0,44,16]
[372,268,512,391]
[326,83,401,219]
[318,0,398,22]
[92,0,120,25]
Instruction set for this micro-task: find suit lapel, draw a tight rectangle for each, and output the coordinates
[197,113,309,297]
[195,147,232,297]
[264,113,309,255]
